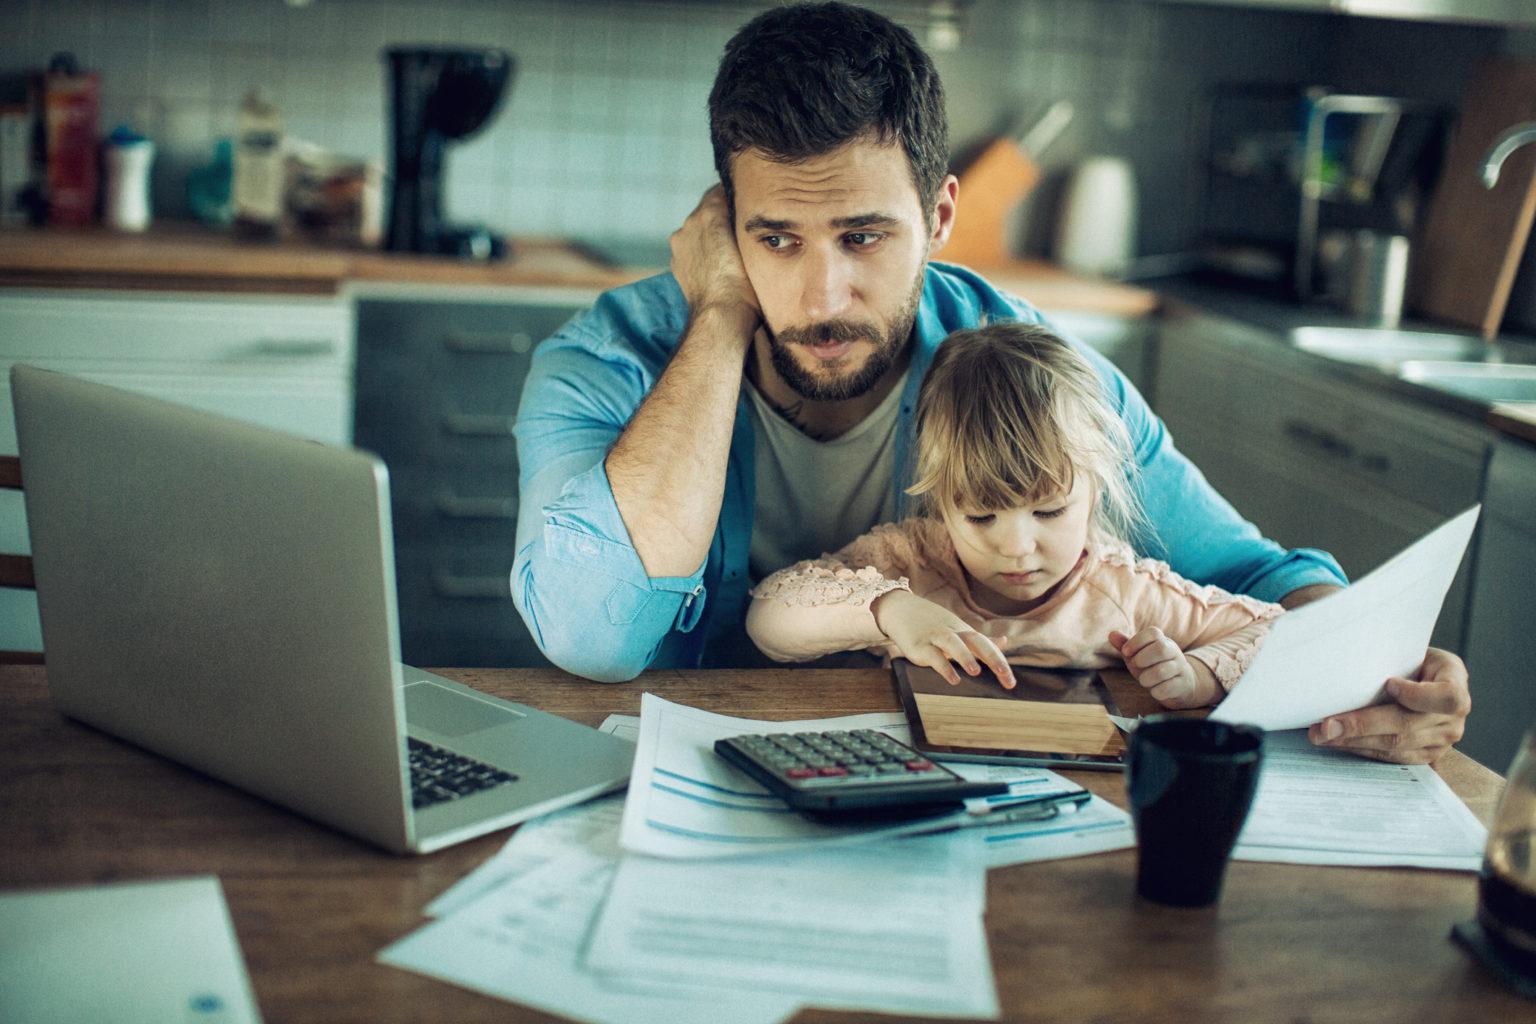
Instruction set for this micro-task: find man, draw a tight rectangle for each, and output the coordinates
[512,2,1470,764]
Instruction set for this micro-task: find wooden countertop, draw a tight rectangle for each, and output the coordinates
[1489,404,1536,446]
[0,225,1161,315]
[0,225,649,295]
[2,662,1523,1024]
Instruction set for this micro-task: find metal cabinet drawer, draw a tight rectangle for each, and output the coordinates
[356,388,521,470]
[392,548,550,669]
[1160,317,1488,515]
[354,292,596,668]
[386,464,519,546]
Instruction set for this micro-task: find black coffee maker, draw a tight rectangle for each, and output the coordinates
[385,47,513,261]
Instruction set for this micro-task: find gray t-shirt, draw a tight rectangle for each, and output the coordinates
[744,370,909,582]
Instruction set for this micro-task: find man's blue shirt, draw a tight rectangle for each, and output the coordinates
[511,261,1346,682]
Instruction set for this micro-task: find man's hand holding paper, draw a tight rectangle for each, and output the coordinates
[1209,507,1479,764]
[1308,648,1471,764]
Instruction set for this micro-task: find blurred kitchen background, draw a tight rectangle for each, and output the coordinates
[0,0,1530,257]
[5,0,1536,772]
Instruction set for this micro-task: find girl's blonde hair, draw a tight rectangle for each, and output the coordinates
[907,322,1146,545]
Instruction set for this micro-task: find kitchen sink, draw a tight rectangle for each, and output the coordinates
[1397,360,1536,405]
[1290,326,1494,368]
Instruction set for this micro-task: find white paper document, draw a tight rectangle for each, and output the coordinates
[1210,506,1479,731]
[1233,730,1488,870]
[620,694,1132,863]
[584,837,999,1020]
[0,876,262,1024]
[383,799,800,1024]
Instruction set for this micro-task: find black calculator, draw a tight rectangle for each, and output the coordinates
[714,728,1010,816]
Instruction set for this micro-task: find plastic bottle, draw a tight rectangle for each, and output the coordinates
[103,124,154,232]
[233,90,283,239]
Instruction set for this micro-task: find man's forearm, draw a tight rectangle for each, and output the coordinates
[606,303,757,577]
[1279,583,1342,610]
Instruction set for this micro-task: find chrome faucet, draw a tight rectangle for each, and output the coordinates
[1482,122,1536,189]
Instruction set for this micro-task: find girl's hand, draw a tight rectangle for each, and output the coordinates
[872,591,1016,689]
[1109,628,1221,709]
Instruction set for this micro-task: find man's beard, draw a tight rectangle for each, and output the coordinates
[766,265,925,402]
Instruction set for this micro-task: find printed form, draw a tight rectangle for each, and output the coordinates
[1232,730,1487,870]
[620,693,1132,864]
[382,797,800,1024]
[584,835,999,1019]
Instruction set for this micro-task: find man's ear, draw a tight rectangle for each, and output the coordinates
[927,175,959,255]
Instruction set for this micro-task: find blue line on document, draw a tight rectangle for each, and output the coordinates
[983,819,1127,844]
[653,767,779,800]
[652,781,797,813]
[645,819,805,843]
[980,779,1060,804]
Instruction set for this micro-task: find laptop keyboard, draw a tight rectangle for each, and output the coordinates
[408,738,519,810]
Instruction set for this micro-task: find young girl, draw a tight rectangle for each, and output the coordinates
[745,322,1282,710]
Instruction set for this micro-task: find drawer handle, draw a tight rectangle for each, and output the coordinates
[245,338,337,358]
[1282,419,1354,460]
[1360,453,1392,474]
[430,571,512,600]
[436,494,518,520]
[442,413,517,437]
[444,331,533,355]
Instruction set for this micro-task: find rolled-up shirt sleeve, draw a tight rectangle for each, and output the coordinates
[512,335,705,683]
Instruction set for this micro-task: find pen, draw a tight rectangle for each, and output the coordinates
[913,789,1093,836]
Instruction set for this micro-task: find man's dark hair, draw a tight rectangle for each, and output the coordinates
[707,2,949,218]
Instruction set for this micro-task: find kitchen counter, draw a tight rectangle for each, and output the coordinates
[0,225,649,295]
[1153,273,1536,447]
[0,226,1161,316]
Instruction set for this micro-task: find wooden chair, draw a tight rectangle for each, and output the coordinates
[1,453,43,664]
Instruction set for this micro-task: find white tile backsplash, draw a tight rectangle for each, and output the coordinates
[2,0,1519,251]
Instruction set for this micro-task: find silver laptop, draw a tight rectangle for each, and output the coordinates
[11,364,633,854]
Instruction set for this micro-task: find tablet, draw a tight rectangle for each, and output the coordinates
[892,658,1126,770]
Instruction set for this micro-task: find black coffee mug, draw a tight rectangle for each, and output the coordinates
[1127,715,1265,907]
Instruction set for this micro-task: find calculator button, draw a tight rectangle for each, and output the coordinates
[875,763,906,774]
[817,766,848,777]
[786,768,817,779]
[906,760,934,771]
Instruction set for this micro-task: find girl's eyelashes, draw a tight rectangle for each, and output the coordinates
[962,505,1066,525]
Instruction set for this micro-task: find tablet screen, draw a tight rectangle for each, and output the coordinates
[892,659,1126,770]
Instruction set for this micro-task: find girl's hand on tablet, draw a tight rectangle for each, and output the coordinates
[873,591,1016,689]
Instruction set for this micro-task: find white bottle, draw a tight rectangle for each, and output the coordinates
[103,125,154,232]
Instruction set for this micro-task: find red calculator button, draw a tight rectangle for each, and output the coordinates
[818,766,849,777]
[787,768,817,778]
[906,760,935,771]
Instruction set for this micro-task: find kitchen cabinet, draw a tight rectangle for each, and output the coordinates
[353,288,597,668]
[1157,0,1536,25]
[1463,436,1536,773]
[0,288,355,655]
[1155,308,1489,651]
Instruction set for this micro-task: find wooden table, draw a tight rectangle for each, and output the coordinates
[0,664,1526,1023]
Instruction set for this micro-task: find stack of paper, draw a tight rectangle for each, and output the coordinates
[381,695,1136,1023]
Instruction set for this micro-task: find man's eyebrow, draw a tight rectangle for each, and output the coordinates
[742,215,795,232]
[740,212,902,232]
[831,212,901,229]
